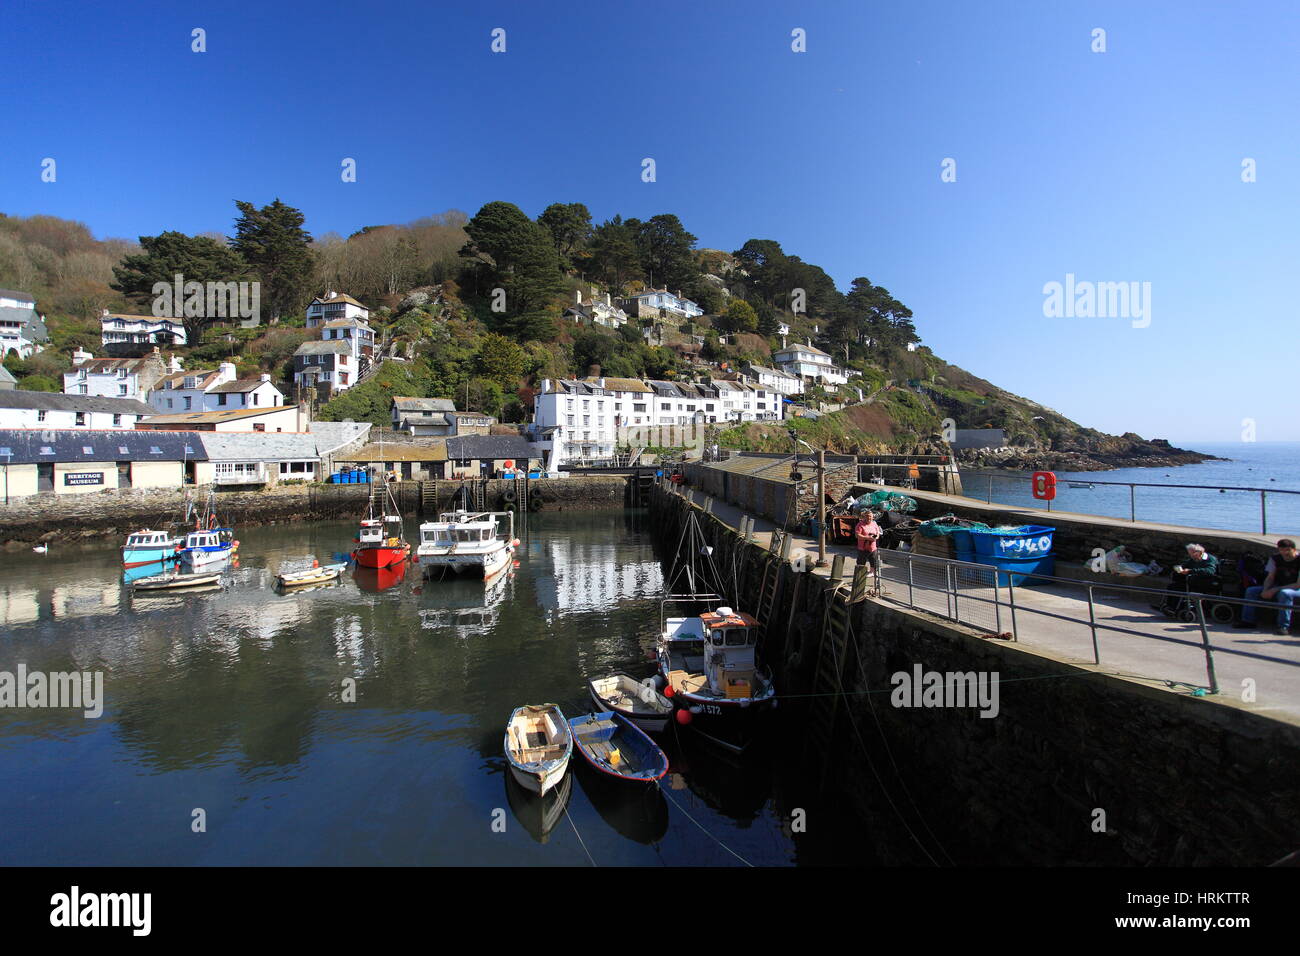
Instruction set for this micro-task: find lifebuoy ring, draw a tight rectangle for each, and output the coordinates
[503,488,517,503]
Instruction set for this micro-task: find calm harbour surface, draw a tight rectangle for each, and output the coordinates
[0,510,882,866]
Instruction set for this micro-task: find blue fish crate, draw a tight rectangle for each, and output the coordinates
[970,525,1054,560]
[957,551,1056,587]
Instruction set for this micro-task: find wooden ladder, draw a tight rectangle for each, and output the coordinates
[808,596,854,791]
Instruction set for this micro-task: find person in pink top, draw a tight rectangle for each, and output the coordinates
[854,510,883,572]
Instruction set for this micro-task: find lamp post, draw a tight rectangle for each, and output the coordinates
[790,431,827,568]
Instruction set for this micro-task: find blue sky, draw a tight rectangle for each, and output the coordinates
[3,0,1297,444]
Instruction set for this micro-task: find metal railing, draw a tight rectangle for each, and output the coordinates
[876,549,1300,695]
[961,469,1300,535]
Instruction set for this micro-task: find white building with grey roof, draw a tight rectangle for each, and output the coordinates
[0,289,49,360]
[0,391,153,430]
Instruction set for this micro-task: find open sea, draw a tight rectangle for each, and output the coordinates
[960,441,1300,536]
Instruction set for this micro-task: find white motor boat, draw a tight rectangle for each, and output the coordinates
[416,510,516,579]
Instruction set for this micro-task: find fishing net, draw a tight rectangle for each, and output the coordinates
[855,490,918,513]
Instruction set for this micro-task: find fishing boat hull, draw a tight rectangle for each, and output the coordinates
[589,674,672,734]
[656,646,775,755]
[180,544,235,571]
[504,704,572,797]
[419,544,512,579]
[570,712,669,784]
[122,546,177,569]
[352,543,410,569]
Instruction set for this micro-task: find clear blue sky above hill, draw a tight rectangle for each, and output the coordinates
[4,0,1297,443]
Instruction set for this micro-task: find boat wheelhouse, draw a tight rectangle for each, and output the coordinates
[121,529,178,569]
[416,510,515,579]
[352,484,410,569]
[657,607,776,754]
[178,527,235,571]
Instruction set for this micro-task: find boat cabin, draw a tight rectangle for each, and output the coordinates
[183,530,227,550]
[699,609,760,698]
[419,512,501,549]
[663,608,760,698]
[125,530,171,548]
[358,517,403,546]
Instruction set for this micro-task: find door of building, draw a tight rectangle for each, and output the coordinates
[37,464,54,492]
[117,461,132,488]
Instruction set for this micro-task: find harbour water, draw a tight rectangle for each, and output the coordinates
[0,511,885,866]
[961,441,1300,536]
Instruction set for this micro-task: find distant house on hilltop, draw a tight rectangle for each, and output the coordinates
[99,309,186,354]
[306,291,370,329]
[620,289,703,321]
[0,289,49,359]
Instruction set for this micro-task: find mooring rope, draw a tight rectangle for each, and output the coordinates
[655,780,754,867]
[562,800,597,867]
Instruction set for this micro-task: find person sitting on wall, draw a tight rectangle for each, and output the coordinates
[854,509,883,573]
[1153,543,1219,615]
[1235,539,1300,635]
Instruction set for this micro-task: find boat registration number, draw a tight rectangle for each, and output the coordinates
[700,704,722,715]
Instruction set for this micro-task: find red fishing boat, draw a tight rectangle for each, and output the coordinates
[351,483,410,569]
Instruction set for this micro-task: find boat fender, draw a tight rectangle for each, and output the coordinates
[649,674,667,692]
[512,538,520,547]
[675,709,693,725]
[528,496,543,512]
[503,488,517,503]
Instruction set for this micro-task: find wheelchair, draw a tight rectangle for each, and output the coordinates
[1161,576,1236,624]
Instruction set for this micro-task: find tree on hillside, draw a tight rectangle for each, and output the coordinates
[634,214,699,292]
[230,198,314,323]
[460,201,563,340]
[831,278,918,356]
[588,217,642,291]
[538,203,593,267]
[475,332,527,391]
[111,231,249,345]
[716,298,758,335]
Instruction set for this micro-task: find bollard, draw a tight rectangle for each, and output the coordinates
[780,533,793,561]
[703,496,713,514]
[851,564,870,603]
[831,553,846,583]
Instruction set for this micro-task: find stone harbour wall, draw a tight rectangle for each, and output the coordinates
[0,475,636,546]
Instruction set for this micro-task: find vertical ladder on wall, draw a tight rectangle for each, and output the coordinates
[809,596,853,792]
[421,479,438,515]
[517,476,528,513]
[473,479,485,511]
[755,544,782,637]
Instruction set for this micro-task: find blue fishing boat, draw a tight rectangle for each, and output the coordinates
[177,527,236,571]
[121,529,180,569]
[569,711,669,784]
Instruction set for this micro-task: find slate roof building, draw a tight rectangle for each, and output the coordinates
[0,391,153,430]
[444,434,541,479]
[0,428,203,498]
[293,340,355,396]
[63,350,176,400]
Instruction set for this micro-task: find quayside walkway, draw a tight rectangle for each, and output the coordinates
[676,488,1300,726]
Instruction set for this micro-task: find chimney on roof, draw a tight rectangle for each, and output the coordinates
[574,288,583,306]
[587,364,601,379]
[71,348,93,366]
[260,373,271,383]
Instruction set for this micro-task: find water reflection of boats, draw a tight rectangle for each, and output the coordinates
[352,560,409,593]
[575,765,669,845]
[662,733,772,821]
[505,768,572,844]
[417,570,509,636]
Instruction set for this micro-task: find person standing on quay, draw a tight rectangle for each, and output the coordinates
[855,509,883,572]
[1236,539,1300,636]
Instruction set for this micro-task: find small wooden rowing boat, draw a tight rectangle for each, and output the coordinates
[569,711,669,784]
[589,673,673,734]
[133,570,223,591]
[504,703,572,796]
[276,562,346,588]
